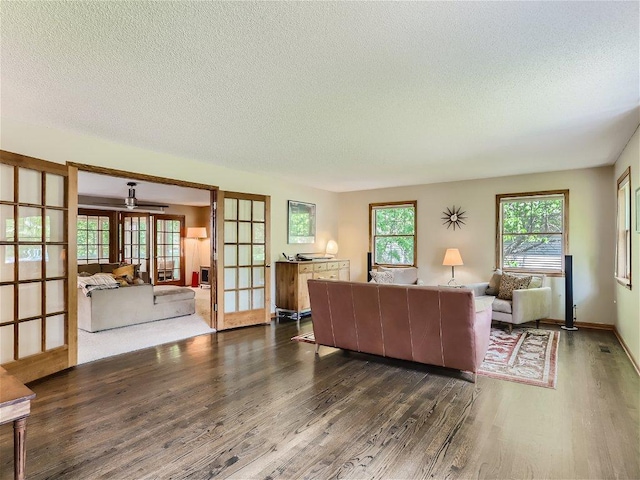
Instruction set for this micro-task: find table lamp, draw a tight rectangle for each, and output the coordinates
[442,248,463,286]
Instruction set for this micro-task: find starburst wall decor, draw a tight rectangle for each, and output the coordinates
[441,205,467,230]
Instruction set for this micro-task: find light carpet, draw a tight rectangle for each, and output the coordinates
[78,314,215,364]
[292,327,559,389]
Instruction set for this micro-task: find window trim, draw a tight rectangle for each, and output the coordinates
[77,208,118,264]
[495,190,569,276]
[369,200,417,267]
[615,167,632,289]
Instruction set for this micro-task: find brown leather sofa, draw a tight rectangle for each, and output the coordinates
[307,280,494,382]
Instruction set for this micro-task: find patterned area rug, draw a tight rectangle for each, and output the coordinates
[292,327,559,389]
[478,327,559,389]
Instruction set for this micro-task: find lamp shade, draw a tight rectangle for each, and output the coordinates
[186,227,207,239]
[442,248,463,266]
[326,240,339,256]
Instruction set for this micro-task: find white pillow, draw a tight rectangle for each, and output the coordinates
[379,266,418,285]
[370,271,394,284]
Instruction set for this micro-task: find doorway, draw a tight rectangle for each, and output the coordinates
[71,163,218,330]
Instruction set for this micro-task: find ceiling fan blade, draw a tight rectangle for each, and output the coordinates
[136,201,170,208]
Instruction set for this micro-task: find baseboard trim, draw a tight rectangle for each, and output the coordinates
[540,318,614,331]
[613,327,640,377]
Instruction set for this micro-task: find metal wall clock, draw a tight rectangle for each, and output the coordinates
[441,205,467,230]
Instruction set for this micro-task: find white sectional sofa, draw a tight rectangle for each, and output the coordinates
[77,284,196,332]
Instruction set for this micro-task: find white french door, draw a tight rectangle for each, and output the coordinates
[216,191,270,330]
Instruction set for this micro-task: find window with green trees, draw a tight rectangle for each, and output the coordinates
[497,191,568,273]
[77,210,115,264]
[370,201,416,266]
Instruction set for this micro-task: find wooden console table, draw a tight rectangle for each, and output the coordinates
[0,367,36,480]
[275,259,350,319]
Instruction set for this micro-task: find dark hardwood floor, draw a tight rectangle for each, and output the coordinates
[1,320,638,479]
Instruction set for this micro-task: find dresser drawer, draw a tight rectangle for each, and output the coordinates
[313,262,328,272]
[298,263,314,274]
[339,261,349,269]
[326,261,339,270]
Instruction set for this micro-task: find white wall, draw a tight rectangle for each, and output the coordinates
[338,167,615,325]
[1,119,341,311]
[613,127,640,367]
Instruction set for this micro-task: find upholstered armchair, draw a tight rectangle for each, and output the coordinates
[466,271,552,332]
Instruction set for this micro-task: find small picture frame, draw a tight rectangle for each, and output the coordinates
[288,200,316,244]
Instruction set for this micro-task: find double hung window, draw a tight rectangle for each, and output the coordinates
[615,168,632,288]
[370,201,417,266]
[497,191,568,274]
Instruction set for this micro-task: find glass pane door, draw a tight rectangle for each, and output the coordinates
[154,215,185,285]
[217,192,270,330]
[120,212,149,280]
[1,156,70,383]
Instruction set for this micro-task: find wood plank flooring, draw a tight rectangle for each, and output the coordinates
[0,321,638,479]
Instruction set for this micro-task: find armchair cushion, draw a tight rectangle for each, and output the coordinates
[492,298,512,314]
[498,273,532,300]
[485,269,503,295]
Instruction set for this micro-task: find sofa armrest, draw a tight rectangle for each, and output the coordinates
[465,282,489,297]
[512,287,552,323]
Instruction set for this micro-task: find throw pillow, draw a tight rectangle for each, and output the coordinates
[370,271,394,284]
[112,264,134,279]
[485,269,503,295]
[498,273,532,300]
[528,275,543,289]
[379,266,418,285]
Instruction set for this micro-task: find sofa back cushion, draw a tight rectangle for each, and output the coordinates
[308,280,483,372]
[78,263,101,276]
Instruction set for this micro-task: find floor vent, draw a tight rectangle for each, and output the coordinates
[599,345,611,353]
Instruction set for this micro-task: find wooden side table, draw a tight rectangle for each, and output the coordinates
[0,367,36,480]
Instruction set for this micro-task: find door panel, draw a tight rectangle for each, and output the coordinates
[0,152,71,383]
[153,214,185,286]
[217,192,270,330]
[120,212,150,282]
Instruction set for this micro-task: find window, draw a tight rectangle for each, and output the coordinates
[370,201,416,266]
[615,168,632,288]
[77,209,115,264]
[497,191,568,274]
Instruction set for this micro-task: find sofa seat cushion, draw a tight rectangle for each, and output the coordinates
[474,295,496,313]
[153,286,195,304]
[492,298,512,314]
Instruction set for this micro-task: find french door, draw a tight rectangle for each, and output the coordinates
[120,212,150,281]
[216,192,270,330]
[0,152,73,383]
[153,214,185,285]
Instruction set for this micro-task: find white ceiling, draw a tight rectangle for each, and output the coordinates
[2,2,639,192]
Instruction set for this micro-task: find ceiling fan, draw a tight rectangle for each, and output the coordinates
[123,182,169,210]
[78,182,169,212]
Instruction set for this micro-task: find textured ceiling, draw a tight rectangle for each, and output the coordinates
[2,2,639,192]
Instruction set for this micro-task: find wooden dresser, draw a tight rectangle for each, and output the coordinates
[275,259,350,319]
